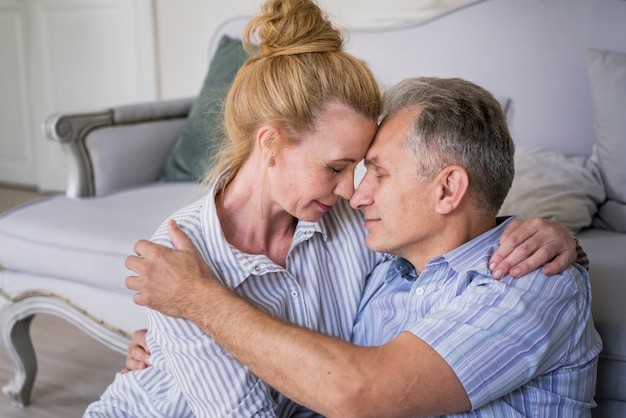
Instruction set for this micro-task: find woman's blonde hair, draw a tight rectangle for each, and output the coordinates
[207,0,382,193]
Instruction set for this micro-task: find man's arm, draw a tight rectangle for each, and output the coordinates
[195,307,469,418]
[125,217,581,372]
[127,222,469,417]
[125,218,581,414]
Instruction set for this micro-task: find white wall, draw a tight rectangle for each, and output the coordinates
[154,0,472,99]
[0,0,155,191]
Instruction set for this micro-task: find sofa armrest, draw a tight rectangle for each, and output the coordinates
[44,97,195,198]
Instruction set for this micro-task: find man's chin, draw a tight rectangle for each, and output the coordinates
[365,235,385,253]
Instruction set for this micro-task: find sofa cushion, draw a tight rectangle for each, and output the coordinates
[159,36,248,181]
[577,229,626,408]
[0,183,199,293]
[587,48,626,232]
[498,146,606,234]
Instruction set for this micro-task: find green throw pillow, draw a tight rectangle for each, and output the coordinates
[160,35,248,181]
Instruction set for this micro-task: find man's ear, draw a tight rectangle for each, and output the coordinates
[256,125,280,167]
[435,165,469,215]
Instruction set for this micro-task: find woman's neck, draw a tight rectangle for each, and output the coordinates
[216,161,296,267]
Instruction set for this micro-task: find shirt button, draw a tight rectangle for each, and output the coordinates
[415,287,425,295]
[253,265,262,273]
[291,290,299,298]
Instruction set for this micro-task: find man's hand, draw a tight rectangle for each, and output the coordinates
[125,219,215,317]
[489,218,576,279]
[121,329,150,373]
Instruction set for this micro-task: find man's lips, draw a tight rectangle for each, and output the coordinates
[363,218,380,228]
[317,201,333,212]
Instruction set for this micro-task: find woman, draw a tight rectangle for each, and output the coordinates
[87,0,579,417]
[85,1,381,416]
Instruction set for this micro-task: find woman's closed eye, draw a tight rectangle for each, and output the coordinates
[328,165,347,174]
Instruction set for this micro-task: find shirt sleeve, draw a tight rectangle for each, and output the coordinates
[404,267,585,409]
[575,237,590,271]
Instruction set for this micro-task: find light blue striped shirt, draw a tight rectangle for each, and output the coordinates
[85,180,382,417]
[352,218,602,417]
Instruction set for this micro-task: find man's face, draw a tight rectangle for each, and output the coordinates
[350,108,440,260]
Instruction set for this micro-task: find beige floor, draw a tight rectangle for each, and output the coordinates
[0,187,125,417]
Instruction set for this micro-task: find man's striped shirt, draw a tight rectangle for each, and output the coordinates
[352,218,602,417]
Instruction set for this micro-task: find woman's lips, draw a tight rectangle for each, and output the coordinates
[317,202,333,212]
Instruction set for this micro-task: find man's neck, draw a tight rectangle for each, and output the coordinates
[403,213,497,273]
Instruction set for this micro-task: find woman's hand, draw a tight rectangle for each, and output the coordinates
[121,329,150,373]
[489,218,577,279]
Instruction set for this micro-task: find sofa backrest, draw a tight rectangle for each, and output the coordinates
[209,0,626,158]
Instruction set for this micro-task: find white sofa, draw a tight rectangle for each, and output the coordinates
[1,0,625,415]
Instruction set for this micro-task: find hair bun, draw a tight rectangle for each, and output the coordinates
[244,0,343,58]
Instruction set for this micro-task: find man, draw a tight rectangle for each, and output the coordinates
[127,77,600,416]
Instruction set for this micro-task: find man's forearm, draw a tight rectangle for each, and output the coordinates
[183,280,469,418]
[184,280,358,415]
[126,221,372,414]
[125,222,469,416]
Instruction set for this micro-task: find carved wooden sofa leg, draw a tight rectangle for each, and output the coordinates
[0,292,131,407]
[0,305,37,407]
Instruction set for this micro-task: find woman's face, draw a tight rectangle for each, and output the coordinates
[268,102,378,222]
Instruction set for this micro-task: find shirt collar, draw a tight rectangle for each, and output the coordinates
[427,216,516,276]
[387,256,418,283]
[388,216,516,283]
[201,178,250,289]
[294,219,326,243]
[202,173,327,288]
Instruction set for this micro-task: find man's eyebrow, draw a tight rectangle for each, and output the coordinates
[363,156,381,169]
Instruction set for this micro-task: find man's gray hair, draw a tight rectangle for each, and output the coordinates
[381,77,515,215]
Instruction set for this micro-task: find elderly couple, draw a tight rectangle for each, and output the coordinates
[84,0,601,416]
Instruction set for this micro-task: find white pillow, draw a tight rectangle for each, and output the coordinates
[587,48,626,232]
[498,147,605,234]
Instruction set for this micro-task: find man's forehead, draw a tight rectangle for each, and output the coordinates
[365,110,415,166]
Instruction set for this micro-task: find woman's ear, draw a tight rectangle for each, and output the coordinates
[435,165,469,215]
[256,125,280,167]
